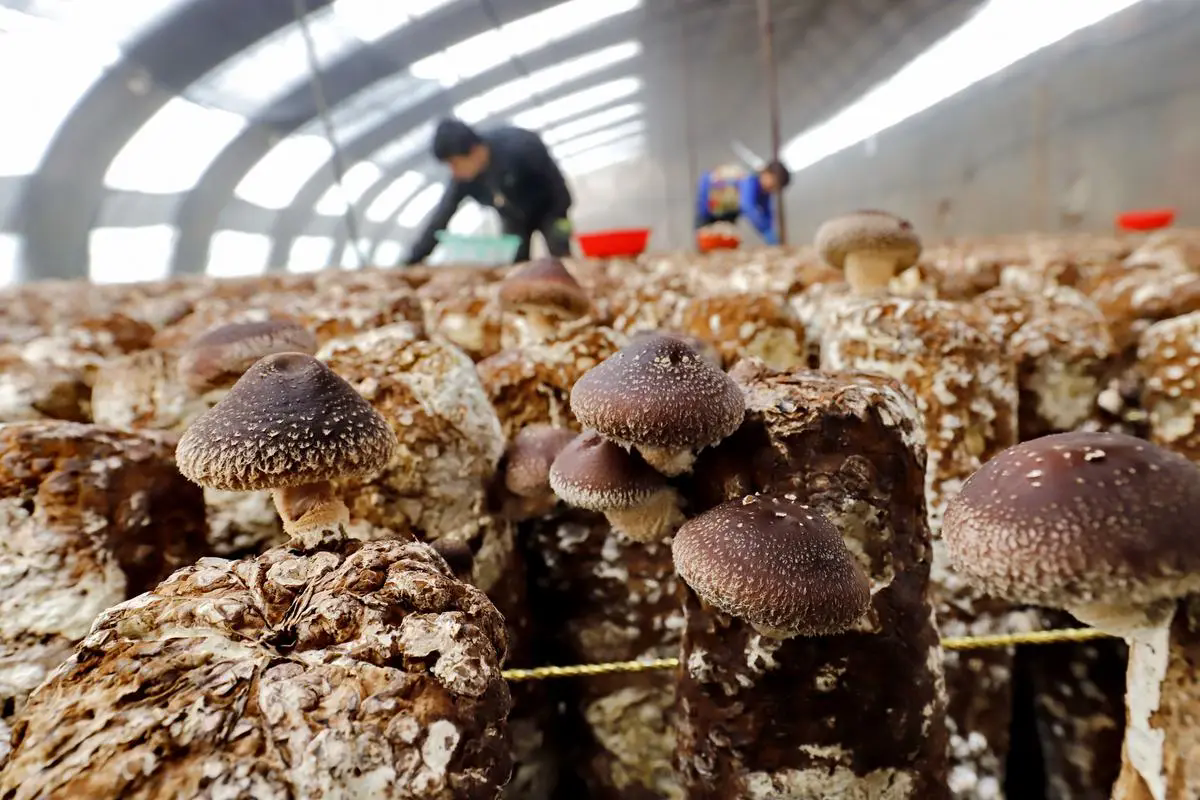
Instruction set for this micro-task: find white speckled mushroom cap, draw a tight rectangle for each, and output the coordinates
[176,352,397,491]
[942,431,1200,609]
[497,257,590,318]
[177,318,318,391]
[814,210,922,271]
[672,494,871,637]
[548,430,667,511]
[569,333,745,451]
[504,424,578,497]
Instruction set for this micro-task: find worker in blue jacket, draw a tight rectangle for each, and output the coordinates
[694,160,791,244]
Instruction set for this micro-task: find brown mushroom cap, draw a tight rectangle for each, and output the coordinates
[504,424,577,497]
[178,318,318,391]
[629,329,723,369]
[176,352,397,492]
[942,431,1200,610]
[548,430,667,511]
[814,210,922,271]
[570,333,745,451]
[673,494,871,637]
[497,257,590,318]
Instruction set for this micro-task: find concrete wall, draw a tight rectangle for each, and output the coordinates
[573,0,1200,250]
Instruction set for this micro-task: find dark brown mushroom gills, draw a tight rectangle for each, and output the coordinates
[814,210,922,294]
[176,318,318,393]
[497,257,591,342]
[547,430,684,543]
[176,352,397,542]
[942,430,1200,800]
[569,333,745,476]
[672,493,871,638]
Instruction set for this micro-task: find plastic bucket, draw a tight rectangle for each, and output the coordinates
[433,232,522,266]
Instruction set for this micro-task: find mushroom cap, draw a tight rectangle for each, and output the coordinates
[178,318,318,391]
[673,494,871,636]
[548,430,667,511]
[176,352,397,492]
[942,430,1200,609]
[629,328,723,369]
[504,424,578,497]
[497,257,590,318]
[570,333,745,451]
[814,210,922,270]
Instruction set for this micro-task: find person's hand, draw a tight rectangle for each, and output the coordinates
[551,218,573,236]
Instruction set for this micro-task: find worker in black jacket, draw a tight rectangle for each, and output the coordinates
[404,118,574,265]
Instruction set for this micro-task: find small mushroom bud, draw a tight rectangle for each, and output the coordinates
[548,430,684,543]
[672,493,871,639]
[176,318,318,393]
[497,257,591,343]
[815,210,921,294]
[176,352,397,543]
[570,333,745,476]
[502,424,577,519]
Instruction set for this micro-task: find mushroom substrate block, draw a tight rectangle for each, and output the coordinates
[673,292,807,371]
[0,533,513,800]
[1139,311,1200,462]
[0,349,90,424]
[319,324,507,543]
[522,510,684,800]
[0,421,208,760]
[677,362,948,799]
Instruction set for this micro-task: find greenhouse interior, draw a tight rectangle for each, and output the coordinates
[0,0,1199,798]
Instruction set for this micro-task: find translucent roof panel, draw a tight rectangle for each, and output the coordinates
[186,0,455,117]
[542,102,641,146]
[373,123,435,167]
[298,74,442,143]
[88,225,176,284]
[373,240,403,265]
[552,119,645,160]
[235,135,334,210]
[14,0,193,48]
[339,239,373,269]
[410,0,642,88]
[365,171,426,222]
[288,235,336,273]
[313,161,383,216]
[0,233,19,287]
[511,77,641,130]
[206,230,271,277]
[454,41,640,124]
[561,134,644,177]
[0,8,120,176]
[105,98,248,193]
[397,183,446,227]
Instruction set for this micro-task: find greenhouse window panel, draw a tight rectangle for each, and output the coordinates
[0,233,19,287]
[88,225,176,285]
[339,239,372,269]
[542,102,641,146]
[304,77,442,144]
[313,161,383,216]
[511,77,640,131]
[235,135,335,210]
[454,41,641,124]
[373,123,435,167]
[397,183,446,227]
[552,119,644,160]
[781,0,1147,172]
[0,10,119,176]
[16,0,193,49]
[373,240,404,266]
[105,98,247,194]
[331,0,456,43]
[288,235,337,273]
[560,134,643,178]
[409,0,641,88]
[206,231,271,278]
[365,172,426,223]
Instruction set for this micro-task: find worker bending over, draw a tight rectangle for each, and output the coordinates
[694,160,791,245]
[405,118,574,265]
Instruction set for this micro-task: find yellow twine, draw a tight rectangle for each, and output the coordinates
[501,626,1114,682]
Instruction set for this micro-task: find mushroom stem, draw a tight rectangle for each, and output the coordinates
[843,251,898,294]
[633,444,695,477]
[602,488,685,543]
[512,308,559,346]
[271,481,350,538]
[1111,598,1200,800]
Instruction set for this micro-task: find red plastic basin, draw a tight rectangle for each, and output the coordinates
[1116,208,1175,231]
[697,232,741,253]
[577,228,651,258]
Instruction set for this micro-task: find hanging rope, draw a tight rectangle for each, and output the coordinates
[500,626,1114,682]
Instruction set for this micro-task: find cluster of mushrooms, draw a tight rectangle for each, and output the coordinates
[0,208,1197,800]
